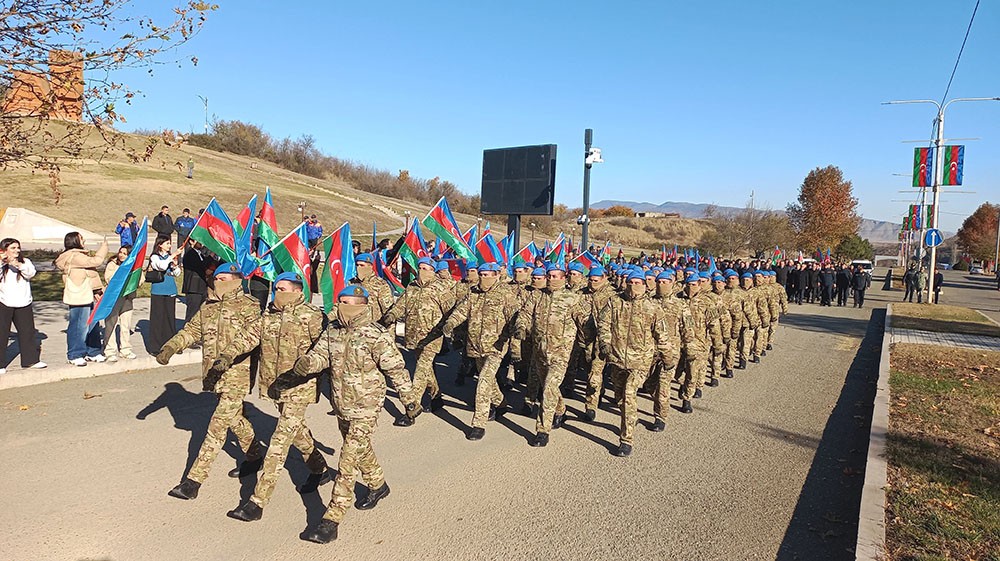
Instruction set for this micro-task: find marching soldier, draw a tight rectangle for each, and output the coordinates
[753,270,771,360]
[677,272,721,413]
[157,262,264,500]
[581,265,616,420]
[598,270,671,456]
[227,272,329,522]
[506,263,532,383]
[519,266,549,414]
[766,270,788,349]
[443,263,519,440]
[352,253,394,318]
[721,269,746,377]
[650,270,694,427]
[739,271,761,366]
[708,273,732,385]
[296,285,422,544]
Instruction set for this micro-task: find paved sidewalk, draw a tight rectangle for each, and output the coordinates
[891,328,1000,351]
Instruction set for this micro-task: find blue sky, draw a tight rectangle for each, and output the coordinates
[118,0,1000,232]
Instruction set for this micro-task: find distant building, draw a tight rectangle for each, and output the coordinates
[634,211,680,219]
[1,50,83,121]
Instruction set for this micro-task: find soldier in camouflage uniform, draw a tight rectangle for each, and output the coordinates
[650,270,694,427]
[580,265,616,420]
[226,272,329,522]
[452,262,479,387]
[352,253,394,319]
[506,264,532,383]
[738,272,761,366]
[564,261,590,394]
[515,265,593,447]
[381,257,457,414]
[677,272,722,413]
[298,285,422,544]
[157,263,264,500]
[598,270,671,456]
[708,273,732,385]
[752,270,771,361]
[518,266,549,414]
[443,263,519,440]
[766,270,788,349]
[721,269,746,377]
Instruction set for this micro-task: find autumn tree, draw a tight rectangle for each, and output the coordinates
[787,166,860,251]
[701,202,795,258]
[600,205,635,217]
[956,202,999,262]
[1,0,217,189]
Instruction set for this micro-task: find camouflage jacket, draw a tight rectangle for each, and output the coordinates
[753,285,772,324]
[770,283,789,316]
[354,274,395,319]
[515,287,593,364]
[583,282,616,345]
[597,293,670,372]
[654,293,695,364]
[678,291,722,355]
[740,286,761,329]
[382,278,458,349]
[297,312,415,420]
[722,287,747,338]
[258,296,325,403]
[443,281,519,358]
[167,290,262,395]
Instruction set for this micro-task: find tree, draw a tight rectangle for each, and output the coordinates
[1,0,217,188]
[787,165,861,251]
[701,202,795,258]
[956,202,1000,262]
[835,234,874,261]
[600,205,635,217]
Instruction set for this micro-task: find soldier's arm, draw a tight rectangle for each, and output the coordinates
[442,299,469,339]
[596,301,612,356]
[381,289,409,325]
[227,301,263,359]
[652,307,672,360]
[574,298,596,344]
[513,297,533,340]
[707,306,723,347]
[377,283,395,317]
[295,328,333,374]
[779,290,789,314]
[373,330,416,405]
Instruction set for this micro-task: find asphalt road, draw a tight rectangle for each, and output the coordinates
[1,270,995,561]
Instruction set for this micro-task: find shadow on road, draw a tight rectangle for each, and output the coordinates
[775,308,883,561]
[779,311,871,338]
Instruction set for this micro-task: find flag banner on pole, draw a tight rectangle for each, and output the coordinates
[913,147,933,187]
[422,197,475,260]
[255,187,279,282]
[708,256,718,274]
[189,198,237,263]
[397,218,430,273]
[444,258,466,281]
[902,216,911,231]
[475,232,504,264]
[545,233,566,267]
[235,195,259,276]
[371,221,378,252]
[514,242,539,266]
[942,145,964,186]
[374,249,404,296]
[908,204,921,229]
[771,246,781,265]
[89,218,149,325]
[660,244,667,262]
[570,251,600,270]
[268,221,313,299]
[320,223,356,314]
[462,224,477,246]
[925,204,934,228]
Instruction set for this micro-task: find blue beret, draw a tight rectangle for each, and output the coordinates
[568,262,587,274]
[513,263,530,270]
[662,268,675,276]
[274,271,303,285]
[214,262,243,278]
[724,269,738,278]
[741,272,753,279]
[712,274,725,282]
[685,267,697,274]
[698,271,711,279]
[753,269,764,276]
[685,273,701,284]
[656,271,674,281]
[338,285,369,299]
[627,270,645,281]
[588,266,606,277]
[417,257,435,268]
[434,261,450,272]
[531,267,547,277]
[545,263,562,273]
[355,253,374,264]
[645,271,656,278]
[768,270,776,276]
[652,267,664,274]
[478,262,500,272]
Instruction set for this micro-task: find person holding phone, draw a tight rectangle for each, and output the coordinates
[0,238,46,374]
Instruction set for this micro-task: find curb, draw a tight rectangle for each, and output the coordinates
[975,309,1000,327]
[0,350,203,391]
[855,303,892,560]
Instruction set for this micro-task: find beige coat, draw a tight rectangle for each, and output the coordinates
[54,242,109,305]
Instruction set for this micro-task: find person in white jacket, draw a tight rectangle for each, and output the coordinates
[0,238,46,374]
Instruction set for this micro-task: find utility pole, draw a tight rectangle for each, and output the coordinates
[994,207,1000,274]
[197,95,209,133]
[580,128,604,251]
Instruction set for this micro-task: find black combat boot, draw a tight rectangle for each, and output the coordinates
[738,358,747,369]
[531,432,549,447]
[168,478,201,500]
[722,369,734,378]
[614,443,633,457]
[227,500,263,522]
[466,427,485,441]
[681,400,693,414]
[761,350,767,357]
[583,408,597,422]
[750,356,760,364]
[706,378,719,387]
[650,418,666,432]
[552,413,565,429]
[228,441,265,478]
[430,394,445,412]
[303,520,338,544]
[393,414,415,427]
[298,450,332,493]
[766,344,773,351]
[693,388,702,399]
[356,483,390,510]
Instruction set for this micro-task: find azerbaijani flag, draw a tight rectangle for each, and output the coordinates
[913,147,933,187]
[234,194,258,276]
[462,224,477,247]
[942,145,964,186]
[267,221,313,298]
[660,244,667,262]
[188,198,236,262]
[570,250,600,270]
[925,204,935,228]
[422,197,475,260]
[434,237,447,258]
[545,233,565,267]
[374,248,404,296]
[514,242,539,266]
[320,223,356,314]
[89,218,149,325]
[256,187,280,281]
[475,232,504,264]
[397,218,430,273]
[771,246,781,265]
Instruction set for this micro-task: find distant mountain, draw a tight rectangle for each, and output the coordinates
[591,199,953,244]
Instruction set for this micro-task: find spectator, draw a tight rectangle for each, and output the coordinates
[351,240,361,256]
[835,263,851,307]
[0,238,46,374]
[115,213,139,247]
[306,214,323,247]
[152,205,174,239]
[933,270,944,304]
[806,263,820,303]
[309,242,322,295]
[914,267,927,304]
[903,264,916,302]
[102,245,138,361]
[54,232,108,366]
[181,241,213,322]
[851,265,869,308]
[818,263,835,306]
[174,208,197,248]
[186,157,194,180]
[146,236,182,355]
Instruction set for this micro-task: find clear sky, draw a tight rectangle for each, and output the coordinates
[118,0,1000,232]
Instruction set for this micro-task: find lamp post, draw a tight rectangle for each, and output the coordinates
[884,96,1000,302]
[197,95,208,133]
[296,201,307,222]
[530,222,536,242]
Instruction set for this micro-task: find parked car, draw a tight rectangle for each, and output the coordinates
[970,266,984,275]
[938,263,952,270]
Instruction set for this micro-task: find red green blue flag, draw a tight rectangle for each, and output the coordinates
[88,217,148,325]
[189,198,237,263]
[374,249,404,296]
[397,218,430,273]
[320,222,356,314]
[475,232,504,264]
[256,187,280,281]
[462,224,477,246]
[422,197,475,260]
[267,221,313,299]
[545,233,565,267]
[514,242,539,266]
[234,194,258,276]
[570,251,600,270]
[941,145,963,185]
[913,147,933,187]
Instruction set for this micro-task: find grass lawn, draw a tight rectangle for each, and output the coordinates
[893,303,1000,338]
[886,343,1000,560]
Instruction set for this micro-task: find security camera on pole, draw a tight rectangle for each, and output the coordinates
[580,128,604,250]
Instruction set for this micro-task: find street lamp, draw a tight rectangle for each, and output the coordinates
[297,201,307,221]
[196,95,208,133]
[883,96,1000,302]
[530,222,536,242]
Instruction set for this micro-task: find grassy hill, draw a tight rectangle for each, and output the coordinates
[2,121,710,253]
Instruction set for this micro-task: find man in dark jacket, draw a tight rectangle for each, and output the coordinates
[903,264,916,302]
[806,264,820,303]
[182,242,214,323]
[835,265,852,307]
[152,205,174,239]
[174,208,197,247]
[851,265,869,308]
[786,264,800,304]
[818,264,835,306]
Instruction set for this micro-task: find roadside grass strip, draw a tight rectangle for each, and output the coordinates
[892,303,1000,338]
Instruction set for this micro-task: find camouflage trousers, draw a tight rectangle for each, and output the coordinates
[471,354,505,429]
[739,327,757,360]
[535,358,569,434]
[525,342,542,405]
[412,337,443,400]
[680,351,709,401]
[753,324,768,356]
[651,352,680,420]
[724,333,739,370]
[611,366,651,446]
[323,417,383,524]
[585,354,606,411]
[188,392,257,484]
[251,400,324,508]
[767,320,778,346]
[710,341,727,377]
[564,339,590,386]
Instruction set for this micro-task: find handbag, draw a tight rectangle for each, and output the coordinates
[145,257,166,283]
